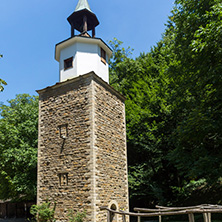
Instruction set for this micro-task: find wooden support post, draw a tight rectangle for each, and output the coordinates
[188,213,195,222]
[24,203,27,219]
[15,203,17,218]
[6,203,8,218]
[203,213,209,222]
[92,26,95,38]
[203,213,207,222]
[107,211,112,222]
[158,209,162,222]
[83,16,87,33]
[71,25,74,37]
[208,213,211,222]
[137,211,141,222]
[203,213,211,222]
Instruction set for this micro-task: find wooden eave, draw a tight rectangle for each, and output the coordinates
[55,36,112,62]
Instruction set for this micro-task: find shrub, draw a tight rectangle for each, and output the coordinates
[68,210,86,222]
[30,200,56,222]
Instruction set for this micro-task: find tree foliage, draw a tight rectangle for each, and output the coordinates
[0,94,38,201]
[168,0,222,184]
[0,54,7,92]
[109,38,176,206]
[0,78,7,92]
[109,0,222,207]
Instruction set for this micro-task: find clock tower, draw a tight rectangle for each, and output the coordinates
[37,1,129,221]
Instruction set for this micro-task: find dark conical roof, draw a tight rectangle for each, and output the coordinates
[67,0,99,33]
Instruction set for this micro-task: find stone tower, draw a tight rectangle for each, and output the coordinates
[36,0,129,221]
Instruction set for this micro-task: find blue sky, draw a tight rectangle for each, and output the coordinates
[0,0,174,104]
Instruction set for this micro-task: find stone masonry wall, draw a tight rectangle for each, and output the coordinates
[37,73,129,222]
[37,77,94,221]
[93,80,129,222]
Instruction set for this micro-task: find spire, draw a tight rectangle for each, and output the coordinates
[75,0,92,12]
[67,0,99,38]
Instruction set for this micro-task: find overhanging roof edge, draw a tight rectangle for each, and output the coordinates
[55,36,112,61]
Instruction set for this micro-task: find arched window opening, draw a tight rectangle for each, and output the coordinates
[111,204,117,221]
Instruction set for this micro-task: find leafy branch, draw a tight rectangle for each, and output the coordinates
[0,54,7,92]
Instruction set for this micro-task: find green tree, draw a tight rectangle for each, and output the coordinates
[167,0,222,185]
[109,39,179,206]
[109,0,222,204]
[0,94,38,201]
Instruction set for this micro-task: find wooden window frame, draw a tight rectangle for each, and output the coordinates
[64,57,73,70]
[100,48,106,65]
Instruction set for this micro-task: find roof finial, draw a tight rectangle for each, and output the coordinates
[75,0,92,12]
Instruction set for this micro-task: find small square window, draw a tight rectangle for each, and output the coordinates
[58,173,68,186]
[101,48,106,64]
[58,124,68,139]
[64,57,73,70]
